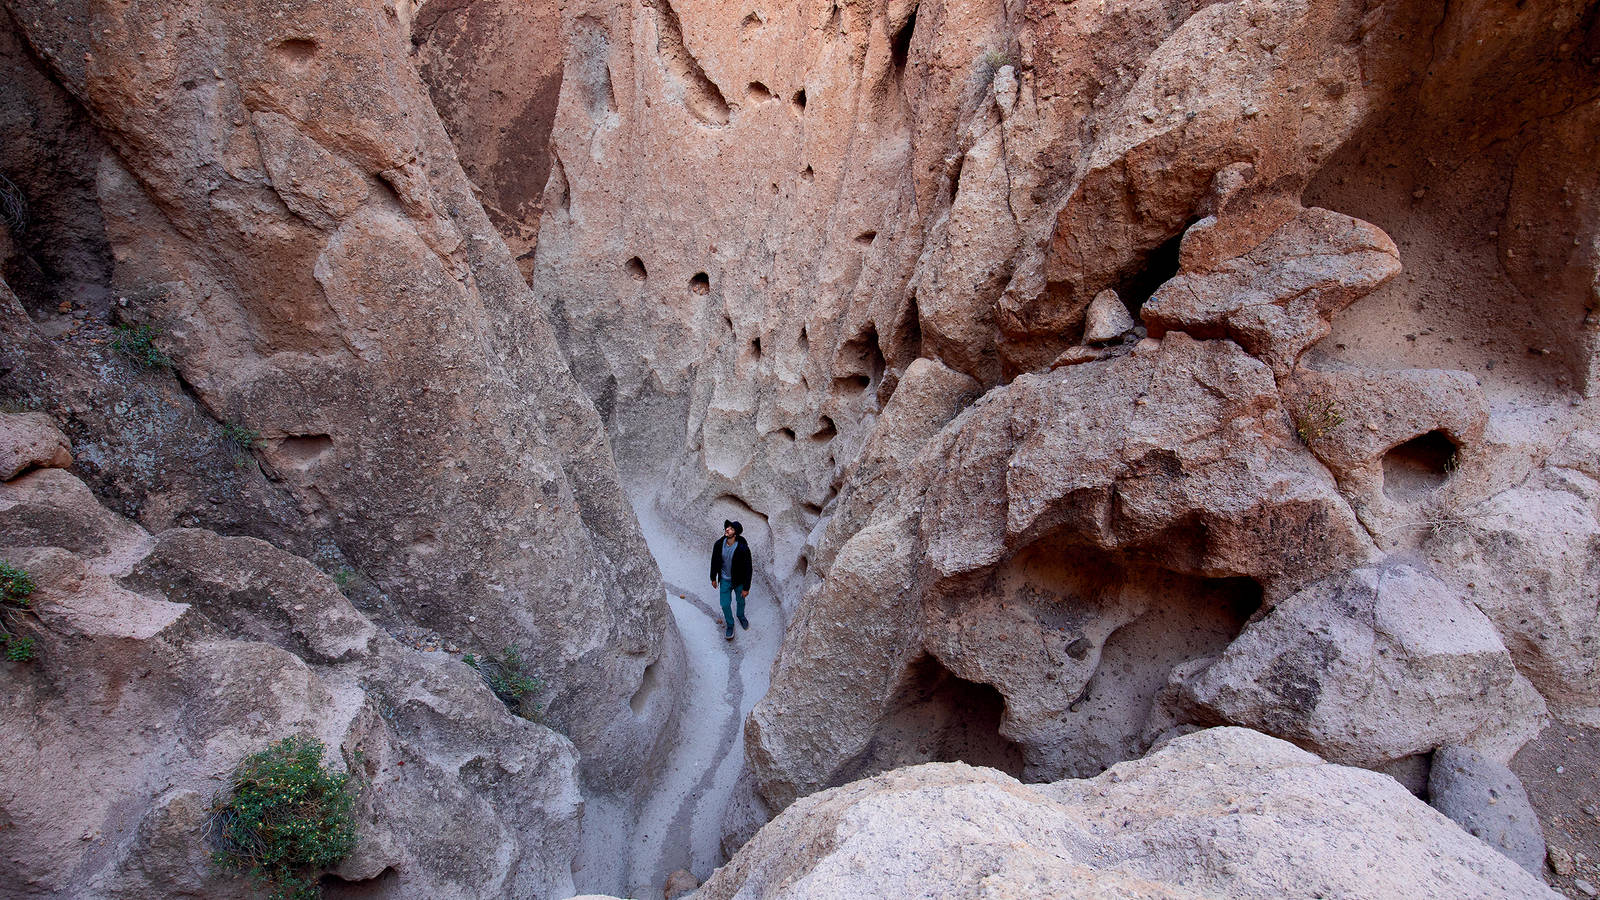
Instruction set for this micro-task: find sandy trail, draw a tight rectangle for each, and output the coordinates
[571,481,783,897]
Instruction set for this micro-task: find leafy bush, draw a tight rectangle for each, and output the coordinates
[111,324,172,369]
[464,646,545,720]
[0,562,37,662]
[209,736,358,900]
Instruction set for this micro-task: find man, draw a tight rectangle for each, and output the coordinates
[709,520,752,640]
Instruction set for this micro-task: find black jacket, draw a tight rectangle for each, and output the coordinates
[710,536,752,590]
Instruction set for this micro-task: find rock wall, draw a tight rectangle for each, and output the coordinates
[417,0,1599,856]
[0,0,683,798]
[0,412,584,897]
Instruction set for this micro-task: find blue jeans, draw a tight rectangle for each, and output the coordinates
[718,580,747,635]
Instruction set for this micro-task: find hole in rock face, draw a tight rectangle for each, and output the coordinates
[747,81,774,102]
[741,11,762,30]
[275,434,333,470]
[891,7,917,71]
[625,256,647,280]
[811,416,837,442]
[690,272,711,294]
[800,165,814,183]
[855,230,877,245]
[272,38,318,72]
[630,661,660,715]
[1110,226,1185,320]
[797,325,809,352]
[837,324,886,392]
[750,336,762,359]
[791,88,807,114]
[778,427,796,441]
[801,501,822,516]
[832,374,871,393]
[831,653,1025,788]
[1382,430,1459,502]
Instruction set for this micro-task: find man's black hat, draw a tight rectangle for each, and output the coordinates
[724,519,743,535]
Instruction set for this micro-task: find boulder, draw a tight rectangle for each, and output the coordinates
[1143,207,1402,373]
[1181,562,1548,766]
[1430,745,1547,875]
[702,728,1559,900]
[0,411,72,479]
[1081,289,1134,343]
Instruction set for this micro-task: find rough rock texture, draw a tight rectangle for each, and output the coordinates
[1179,562,1547,767]
[1430,745,1548,876]
[0,0,682,794]
[697,728,1560,900]
[0,410,71,478]
[0,429,583,898]
[408,0,1600,843]
[745,332,1379,810]
[411,0,565,280]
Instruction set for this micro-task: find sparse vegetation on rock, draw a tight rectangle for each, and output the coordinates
[209,736,357,900]
[465,645,546,721]
[110,323,171,369]
[0,561,37,662]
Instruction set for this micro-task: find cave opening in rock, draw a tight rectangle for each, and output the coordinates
[1110,227,1185,320]
[746,81,773,102]
[833,653,1025,788]
[1382,429,1459,502]
[891,7,917,72]
[689,271,710,294]
[625,256,647,280]
[791,88,807,114]
[855,230,877,245]
[838,324,886,392]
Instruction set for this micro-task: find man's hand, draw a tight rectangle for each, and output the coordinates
[711,576,718,587]
[740,589,749,598]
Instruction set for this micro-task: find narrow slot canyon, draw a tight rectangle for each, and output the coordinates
[1,0,1596,898]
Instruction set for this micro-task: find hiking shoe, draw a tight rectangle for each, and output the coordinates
[738,616,750,631]
[724,629,735,640]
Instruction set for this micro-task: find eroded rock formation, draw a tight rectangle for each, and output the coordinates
[2,0,1598,895]
[0,412,583,897]
[0,0,682,798]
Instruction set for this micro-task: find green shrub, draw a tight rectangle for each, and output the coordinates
[222,422,261,449]
[111,324,172,369]
[463,646,545,720]
[331,567,356,591]
[209,736,358,900]
[0,561,37,662]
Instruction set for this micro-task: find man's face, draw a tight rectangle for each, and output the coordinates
[724,526,737,540]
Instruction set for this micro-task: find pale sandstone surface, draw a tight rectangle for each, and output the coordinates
[1179,562,1548,767]
[0,443,583,898]
[0,0,682,796]
[1430,745,1548,875]
[691,729,1559,900]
